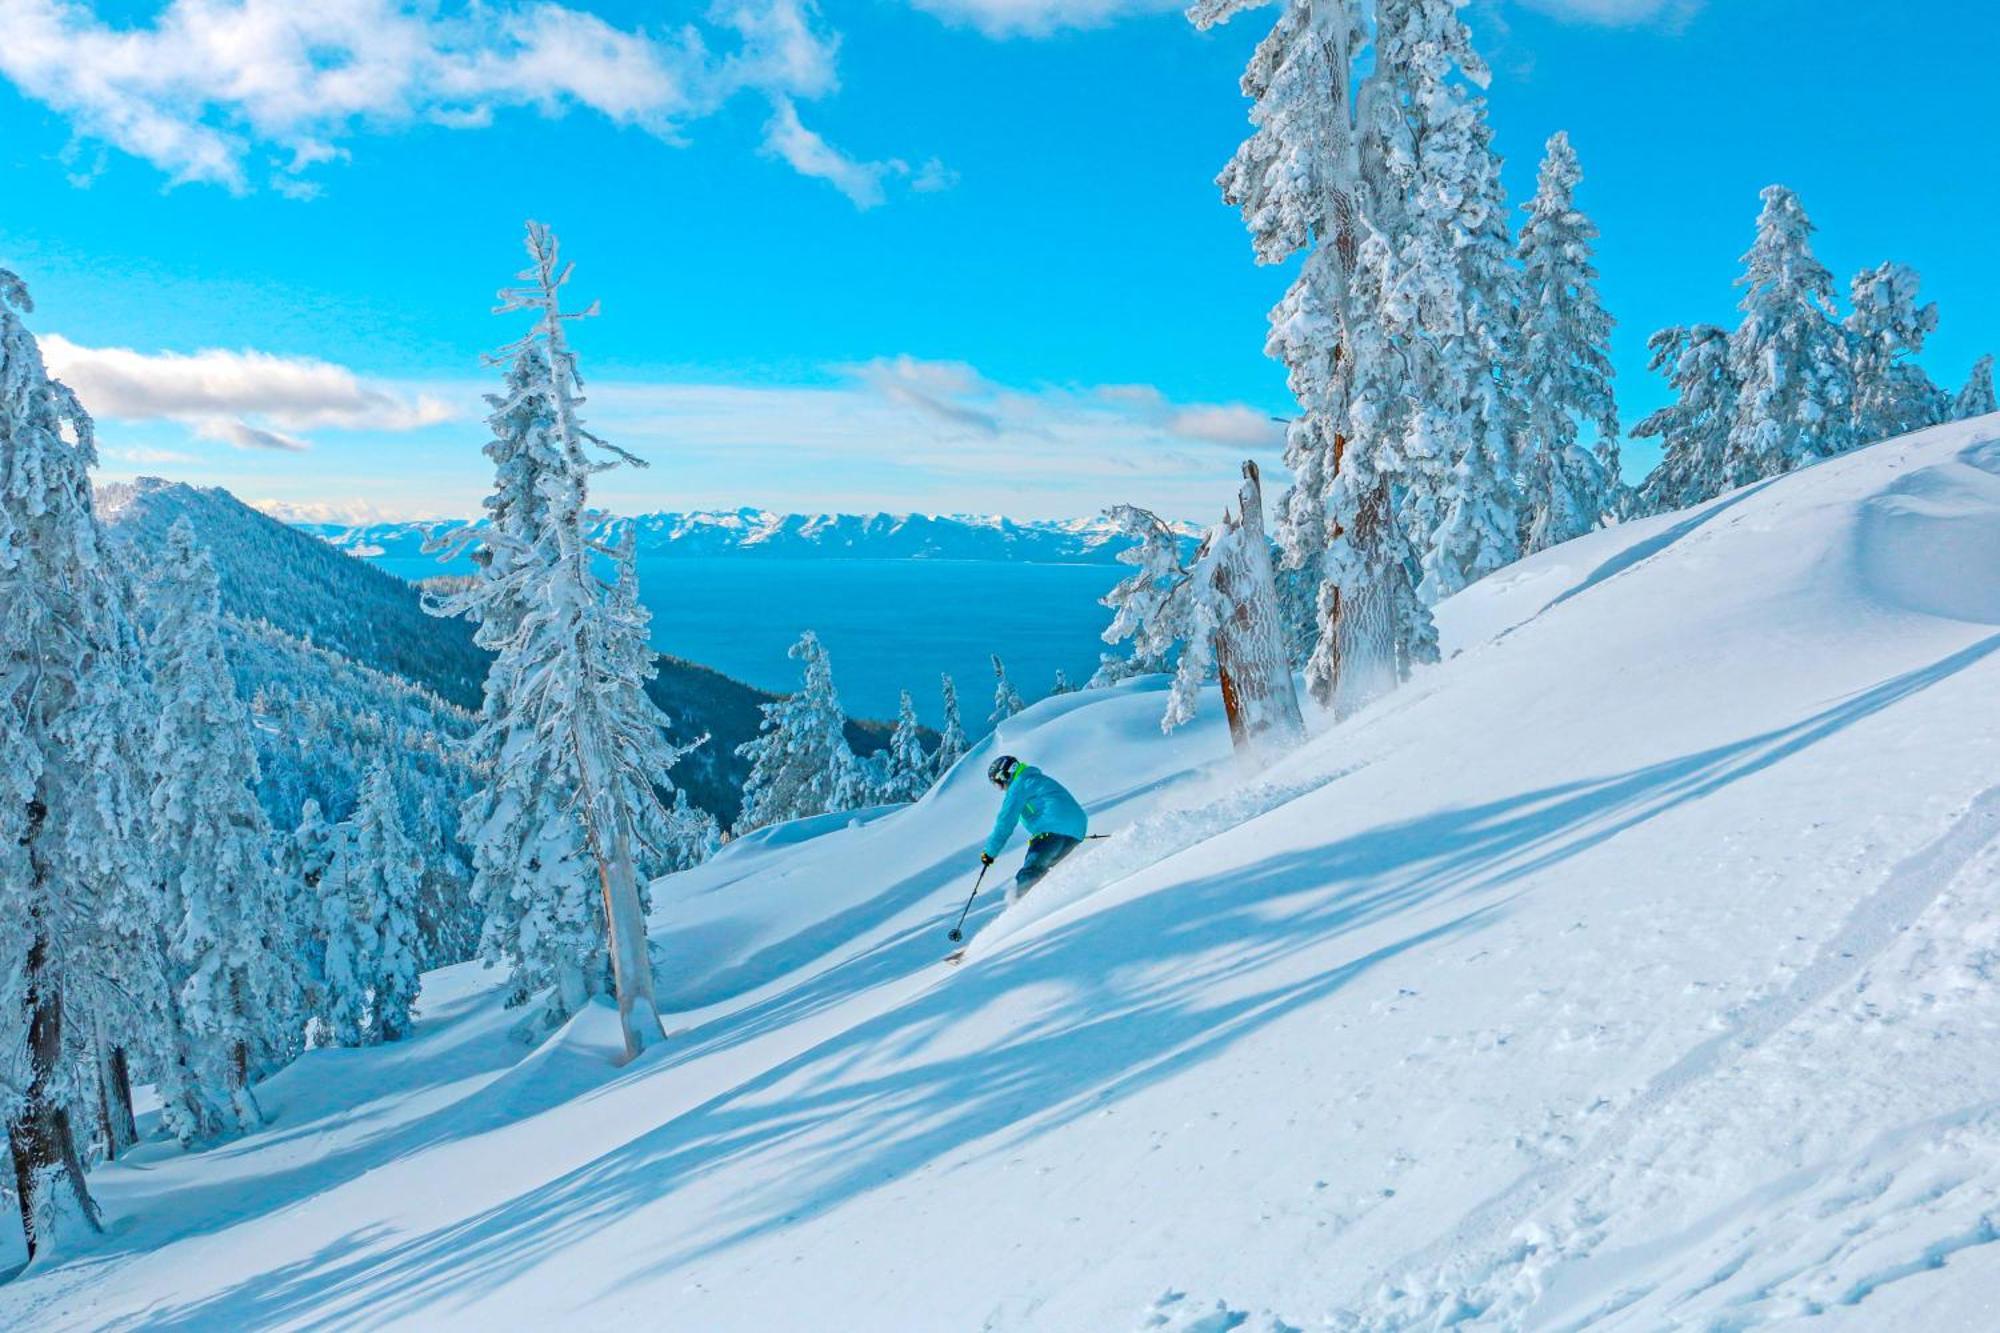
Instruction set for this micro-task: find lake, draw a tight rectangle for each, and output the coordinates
[377,554,1127,731]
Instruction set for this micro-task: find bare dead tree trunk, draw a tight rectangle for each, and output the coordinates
[1213,462,1307,758]
[92,1015,138,1161]
[94,1058,115,1162]
[571,726,667,1065]
[104,1045,137,1156]
[8,798,103,1261]
[228,1038,264,1129]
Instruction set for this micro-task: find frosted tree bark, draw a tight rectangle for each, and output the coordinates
[7,800,102,1261]
[1213,462,1306,756]
[571,726,665,1061]
[93,1021,138,1160]
[1329,478,1402,717]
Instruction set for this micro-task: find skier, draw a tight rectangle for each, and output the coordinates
[980,754,1089,905]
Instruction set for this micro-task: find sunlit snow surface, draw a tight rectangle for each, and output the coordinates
[9,418,2000,1330]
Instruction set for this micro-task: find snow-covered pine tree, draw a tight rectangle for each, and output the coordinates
[1190,0,1395,709]
[145,517,293,1136]
[1724,187,1854,484]
[322,762,422,1045]
[1092,504,1189,686]
[414,785,476,968]
[734,631,867,834]
[878,690,933,805]
[1099,467,1304,750]
[1,269,100,1247]
[428,287,594,1030]
[989,654,1026,725]
[1631,324,1738,515]
[70,544,167,1167]
[602,528,709,884]
[1096,500,1184,680]
[1369,0,1524,603]
[1846,261,1945,443]
[428,343,561,637]
[277,799,337,1043]
[429,224,686,1060]
[934,674,969,779]
[1094,502,1201,713]
[316,819,363,1047]
[1202,462,1306,752]
[1327,223,1438,708]
[0,273,173,1251]
[1516,130,1620,551]
[658,790,720,875]
[1955,354,1997,420]
[1050,668,1076,695]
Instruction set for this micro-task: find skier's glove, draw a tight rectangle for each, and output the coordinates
[980,853,995,867]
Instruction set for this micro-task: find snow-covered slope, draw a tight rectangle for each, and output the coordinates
[15,419,2000,1330]
[308,506,1203,566]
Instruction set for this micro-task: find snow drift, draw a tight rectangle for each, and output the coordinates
[8,418,2000,1329]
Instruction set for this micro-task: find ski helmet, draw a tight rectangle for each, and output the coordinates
[987,754,1019,788]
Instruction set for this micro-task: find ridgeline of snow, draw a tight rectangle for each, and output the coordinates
[306,507,1205,566]
[11,419,2000,1328]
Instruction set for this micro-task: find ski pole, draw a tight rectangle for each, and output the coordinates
[947,864,990,943]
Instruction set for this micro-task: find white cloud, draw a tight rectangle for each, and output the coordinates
[897,0,1180,38]
[570,357,1285,517]
[1166,403,1282,448]
[760,98,957,209]
[1513,0,1703,25]
[40,333,454,453]
[102,444,197,464]
[761,97,894,209]
[900,0,1696,40]
[198,419,312,452]
[841,356,1280,456]
[853,355,1000,433]
[94,353,1286,522]
[0,0,927,205]
[910,158,959,193]
[248,496,409,525]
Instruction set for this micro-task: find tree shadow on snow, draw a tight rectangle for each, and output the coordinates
[122,631,2000,1329]
[653,762,1216,1045]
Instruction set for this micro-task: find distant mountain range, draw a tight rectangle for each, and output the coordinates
[303,507,1203,567]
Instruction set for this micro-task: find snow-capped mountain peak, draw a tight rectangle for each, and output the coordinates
[303,507,1203,565]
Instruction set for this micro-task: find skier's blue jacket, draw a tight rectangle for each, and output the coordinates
[983,764,1088,860]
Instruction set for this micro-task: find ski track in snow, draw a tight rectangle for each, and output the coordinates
[1351,784,2000,1329]
[954,757,1377,969]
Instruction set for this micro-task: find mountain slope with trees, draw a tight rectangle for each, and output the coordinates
[98,477,908,830]
[101,478,491,710]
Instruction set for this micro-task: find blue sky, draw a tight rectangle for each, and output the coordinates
[1,0,1993,522]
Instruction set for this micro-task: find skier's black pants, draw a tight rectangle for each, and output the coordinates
[1015,833,1082,897]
